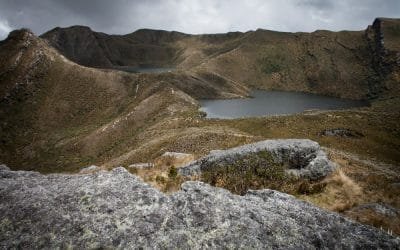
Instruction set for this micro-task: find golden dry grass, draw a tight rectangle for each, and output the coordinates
[124,152,196,193]
[153,153,195,168]
[298,150,400,235]
[299,169,362,212]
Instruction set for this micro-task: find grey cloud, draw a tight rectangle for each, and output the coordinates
[0,0,399,40]
[296,0,335,10]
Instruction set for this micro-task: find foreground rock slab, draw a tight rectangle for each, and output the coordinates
[179,139,336,180]
[0,166,399,249]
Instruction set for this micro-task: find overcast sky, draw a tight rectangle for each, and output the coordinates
[0,0,399,39]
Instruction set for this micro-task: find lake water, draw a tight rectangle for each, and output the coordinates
[112,66,174,73]
[200,90,368,119]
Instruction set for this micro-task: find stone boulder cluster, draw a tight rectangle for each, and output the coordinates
[179,139,336,180]
[0,140,399,248]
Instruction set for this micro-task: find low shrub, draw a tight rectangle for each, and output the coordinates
[155,175,166,184]
[201,151,328,195]
[201,151,307,195]
[297,181,327,195]
[168,165,178,179]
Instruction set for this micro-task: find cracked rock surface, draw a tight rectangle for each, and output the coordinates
[0,166,399,249]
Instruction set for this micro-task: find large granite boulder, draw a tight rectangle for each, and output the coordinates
[0,166,398,248]
[179,139,336,180]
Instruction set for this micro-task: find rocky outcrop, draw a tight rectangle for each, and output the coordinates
[128,163,154,169]
[0,166,398,248]
[366,18,400,98]
[345,203,400,236]
[348,203,400,218]
[79,165,100,173]
[0,164,9,171]
[179,139,336,180]
[320,128,364,138]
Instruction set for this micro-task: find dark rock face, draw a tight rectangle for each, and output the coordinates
[41,26,183,68]
[349,203,400,218]
[345,203,400,236]
[43,26,114,67]
[179,139,336,180]
[366,18,400,98]
[320,128,364,138]
[1,166,398,248]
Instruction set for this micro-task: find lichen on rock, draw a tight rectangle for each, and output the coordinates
[0,166,399,248]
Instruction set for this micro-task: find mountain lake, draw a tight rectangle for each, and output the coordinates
[200,90,369,119]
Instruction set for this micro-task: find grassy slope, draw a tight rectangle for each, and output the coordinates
[0,33,139,171]
[125,97,400,167]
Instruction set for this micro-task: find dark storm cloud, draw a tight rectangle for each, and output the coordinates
[0,0,399,39]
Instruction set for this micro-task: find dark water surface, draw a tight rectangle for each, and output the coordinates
[200,90,368,119]
[112,66,174,73]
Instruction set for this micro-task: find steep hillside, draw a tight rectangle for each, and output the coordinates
[41,18,400,100]
[0,29,248,172]
[191,29,375,99]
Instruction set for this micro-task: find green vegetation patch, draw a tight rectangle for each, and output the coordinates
[385,24,400,38]
[258,46,291,74]
[260,57,284,74]
[201,151,325,195]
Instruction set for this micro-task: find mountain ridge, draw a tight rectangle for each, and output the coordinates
[39,17,400,100]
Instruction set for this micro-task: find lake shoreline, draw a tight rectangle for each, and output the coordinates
[200,90,369,119]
